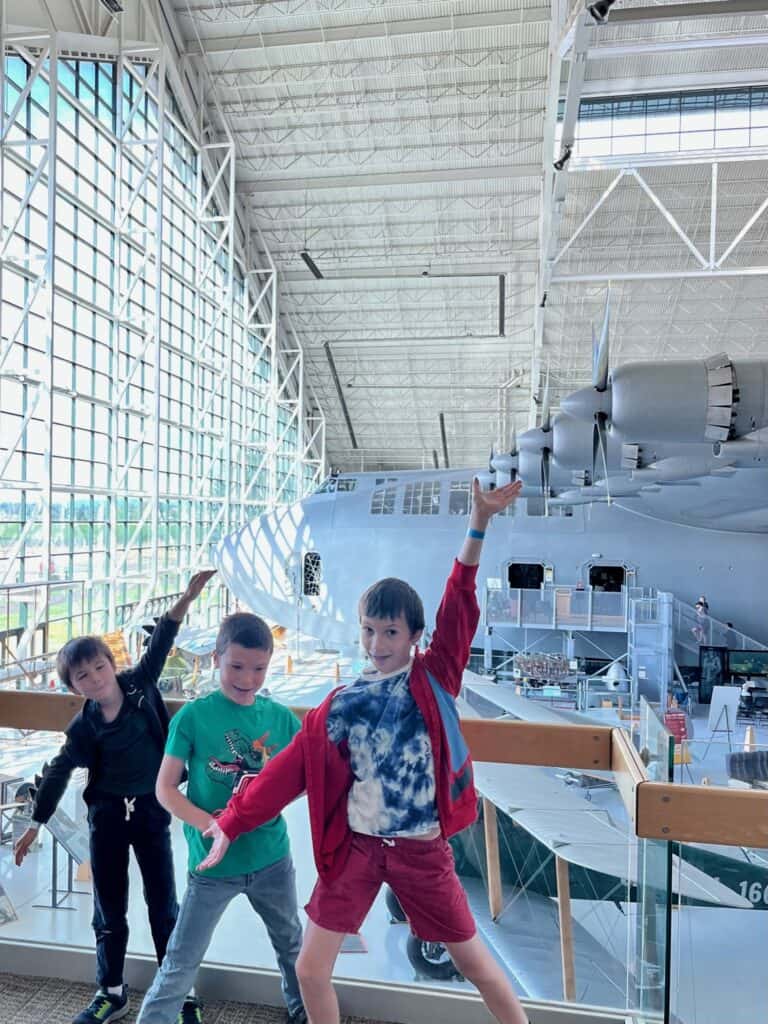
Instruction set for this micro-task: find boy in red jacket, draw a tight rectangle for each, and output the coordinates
[199,479,529,1024]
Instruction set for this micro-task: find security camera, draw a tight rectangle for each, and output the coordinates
[553,145,572,172]
[588,0,617,25]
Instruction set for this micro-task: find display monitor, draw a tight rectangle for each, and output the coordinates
[728,650,768,677]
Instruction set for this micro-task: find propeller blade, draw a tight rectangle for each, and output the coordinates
[541,366,551,434]
[593,412,611,504]
[541,449,551,517]
[594,288,610,393]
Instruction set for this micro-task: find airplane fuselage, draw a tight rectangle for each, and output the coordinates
[214,468,768,651]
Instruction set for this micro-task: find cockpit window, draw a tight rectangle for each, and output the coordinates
[303,552,322,596]
[336,478,357,492]
[314,477,337,494]
[403,480,441,515]
[371,478,397,515]
[448,481,471,516]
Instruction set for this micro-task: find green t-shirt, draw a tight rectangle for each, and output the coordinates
[166,689,301,878]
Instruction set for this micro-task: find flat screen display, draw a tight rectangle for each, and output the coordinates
[728,650,768,677]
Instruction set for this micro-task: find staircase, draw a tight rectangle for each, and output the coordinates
[672,600,767,658]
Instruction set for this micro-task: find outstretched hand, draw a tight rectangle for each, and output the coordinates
[14,825,39,867]
[169,569,216,622]
[197,817,231,872]
[472,477,523,526]
[182,569,216,603]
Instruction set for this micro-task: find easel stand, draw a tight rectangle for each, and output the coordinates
[702,706,734,760]
[33,834,89,911]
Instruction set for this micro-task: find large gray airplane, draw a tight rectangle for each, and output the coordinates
[214,306,768,649]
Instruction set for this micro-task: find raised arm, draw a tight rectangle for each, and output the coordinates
[132,570,216,688]
[422,478,523,694]
[167,569,216,624]
[458,478,523,567]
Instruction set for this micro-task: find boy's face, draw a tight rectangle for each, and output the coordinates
[360,613,422,674]
[68,656,120,704]
[215,642,272,706]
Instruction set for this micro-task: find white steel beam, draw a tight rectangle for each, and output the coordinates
[185,7,551,55]
[531,6,591,425]
[237,165,543,194]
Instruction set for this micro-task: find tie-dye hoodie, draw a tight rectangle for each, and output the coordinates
[217,559,480,883]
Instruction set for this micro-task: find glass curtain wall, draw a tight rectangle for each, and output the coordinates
[0,40,318,664]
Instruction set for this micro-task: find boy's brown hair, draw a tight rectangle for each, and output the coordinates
[216,612,274,656]
[358,578,425,634]
[57,636,116,690]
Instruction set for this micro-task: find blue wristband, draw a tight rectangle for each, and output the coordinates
[467,527,486,540]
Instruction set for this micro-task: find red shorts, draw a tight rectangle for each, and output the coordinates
[305,832,476,943]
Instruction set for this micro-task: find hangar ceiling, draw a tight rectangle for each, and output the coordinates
[9,0,768,472]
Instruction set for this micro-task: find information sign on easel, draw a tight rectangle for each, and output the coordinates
[0,880,18,925]
[704,685,741,757]
[34,806,91,911]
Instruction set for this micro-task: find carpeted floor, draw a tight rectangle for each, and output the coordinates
[0,973,394,1024]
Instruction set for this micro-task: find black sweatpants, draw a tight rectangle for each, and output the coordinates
[88,793,178,988]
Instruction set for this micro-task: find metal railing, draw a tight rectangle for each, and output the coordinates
[484,582,646,632]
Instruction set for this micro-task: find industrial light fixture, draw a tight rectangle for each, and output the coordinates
[553,144,572,172]
[300,250,324,279]
[98,0,124,14]
[587,0,618,25]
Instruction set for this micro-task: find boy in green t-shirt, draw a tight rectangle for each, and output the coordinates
[137,613,306,1024]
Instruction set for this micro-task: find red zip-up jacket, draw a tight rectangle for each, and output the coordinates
[217,559,480,883]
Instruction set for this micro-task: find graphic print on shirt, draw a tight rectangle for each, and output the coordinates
[206,729,277,791]
[326,667,439,836]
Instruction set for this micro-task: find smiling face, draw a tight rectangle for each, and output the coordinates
[360,613,423,675]
[68,656,122,706]
[215,642,272,706]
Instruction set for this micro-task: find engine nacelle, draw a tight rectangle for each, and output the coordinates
[610,361,709,441]
[563,357,768,444]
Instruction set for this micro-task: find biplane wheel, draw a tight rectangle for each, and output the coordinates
[385,886,407,923]
[405,935,462,981]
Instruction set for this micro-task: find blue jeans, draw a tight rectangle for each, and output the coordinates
[137,855,303,1023]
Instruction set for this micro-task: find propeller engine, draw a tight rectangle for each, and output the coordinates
[563,350,768,445]
[519,371,553,513]
[489,429,519,485]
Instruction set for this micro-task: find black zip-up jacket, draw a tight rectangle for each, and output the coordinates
[31,614,180,824]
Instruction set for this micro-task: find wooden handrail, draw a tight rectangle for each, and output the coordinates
[2,690,767,848]
[0,690,613,769]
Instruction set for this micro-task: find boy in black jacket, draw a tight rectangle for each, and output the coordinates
[14,570,214,1024]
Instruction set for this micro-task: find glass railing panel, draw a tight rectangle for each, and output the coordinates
[521,588,554,626]
[591,590,627,629]
[638,696,674,782]
[668,836,768,1024]
[485,586,521,626]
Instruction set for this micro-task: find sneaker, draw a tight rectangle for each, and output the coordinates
[72,987,129,1024]
[286,1009,308,1024]
[178,997,203,1024]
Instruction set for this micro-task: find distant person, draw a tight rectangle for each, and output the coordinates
[692,600,708,645]
[197,478,530,1024]
[14,571,214,1024]
[725,622,738,649]
[137,612,306,1024]
[696,595,709,614]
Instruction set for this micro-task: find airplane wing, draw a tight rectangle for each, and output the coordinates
[462,676,622,728]
[473,761,751,909]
